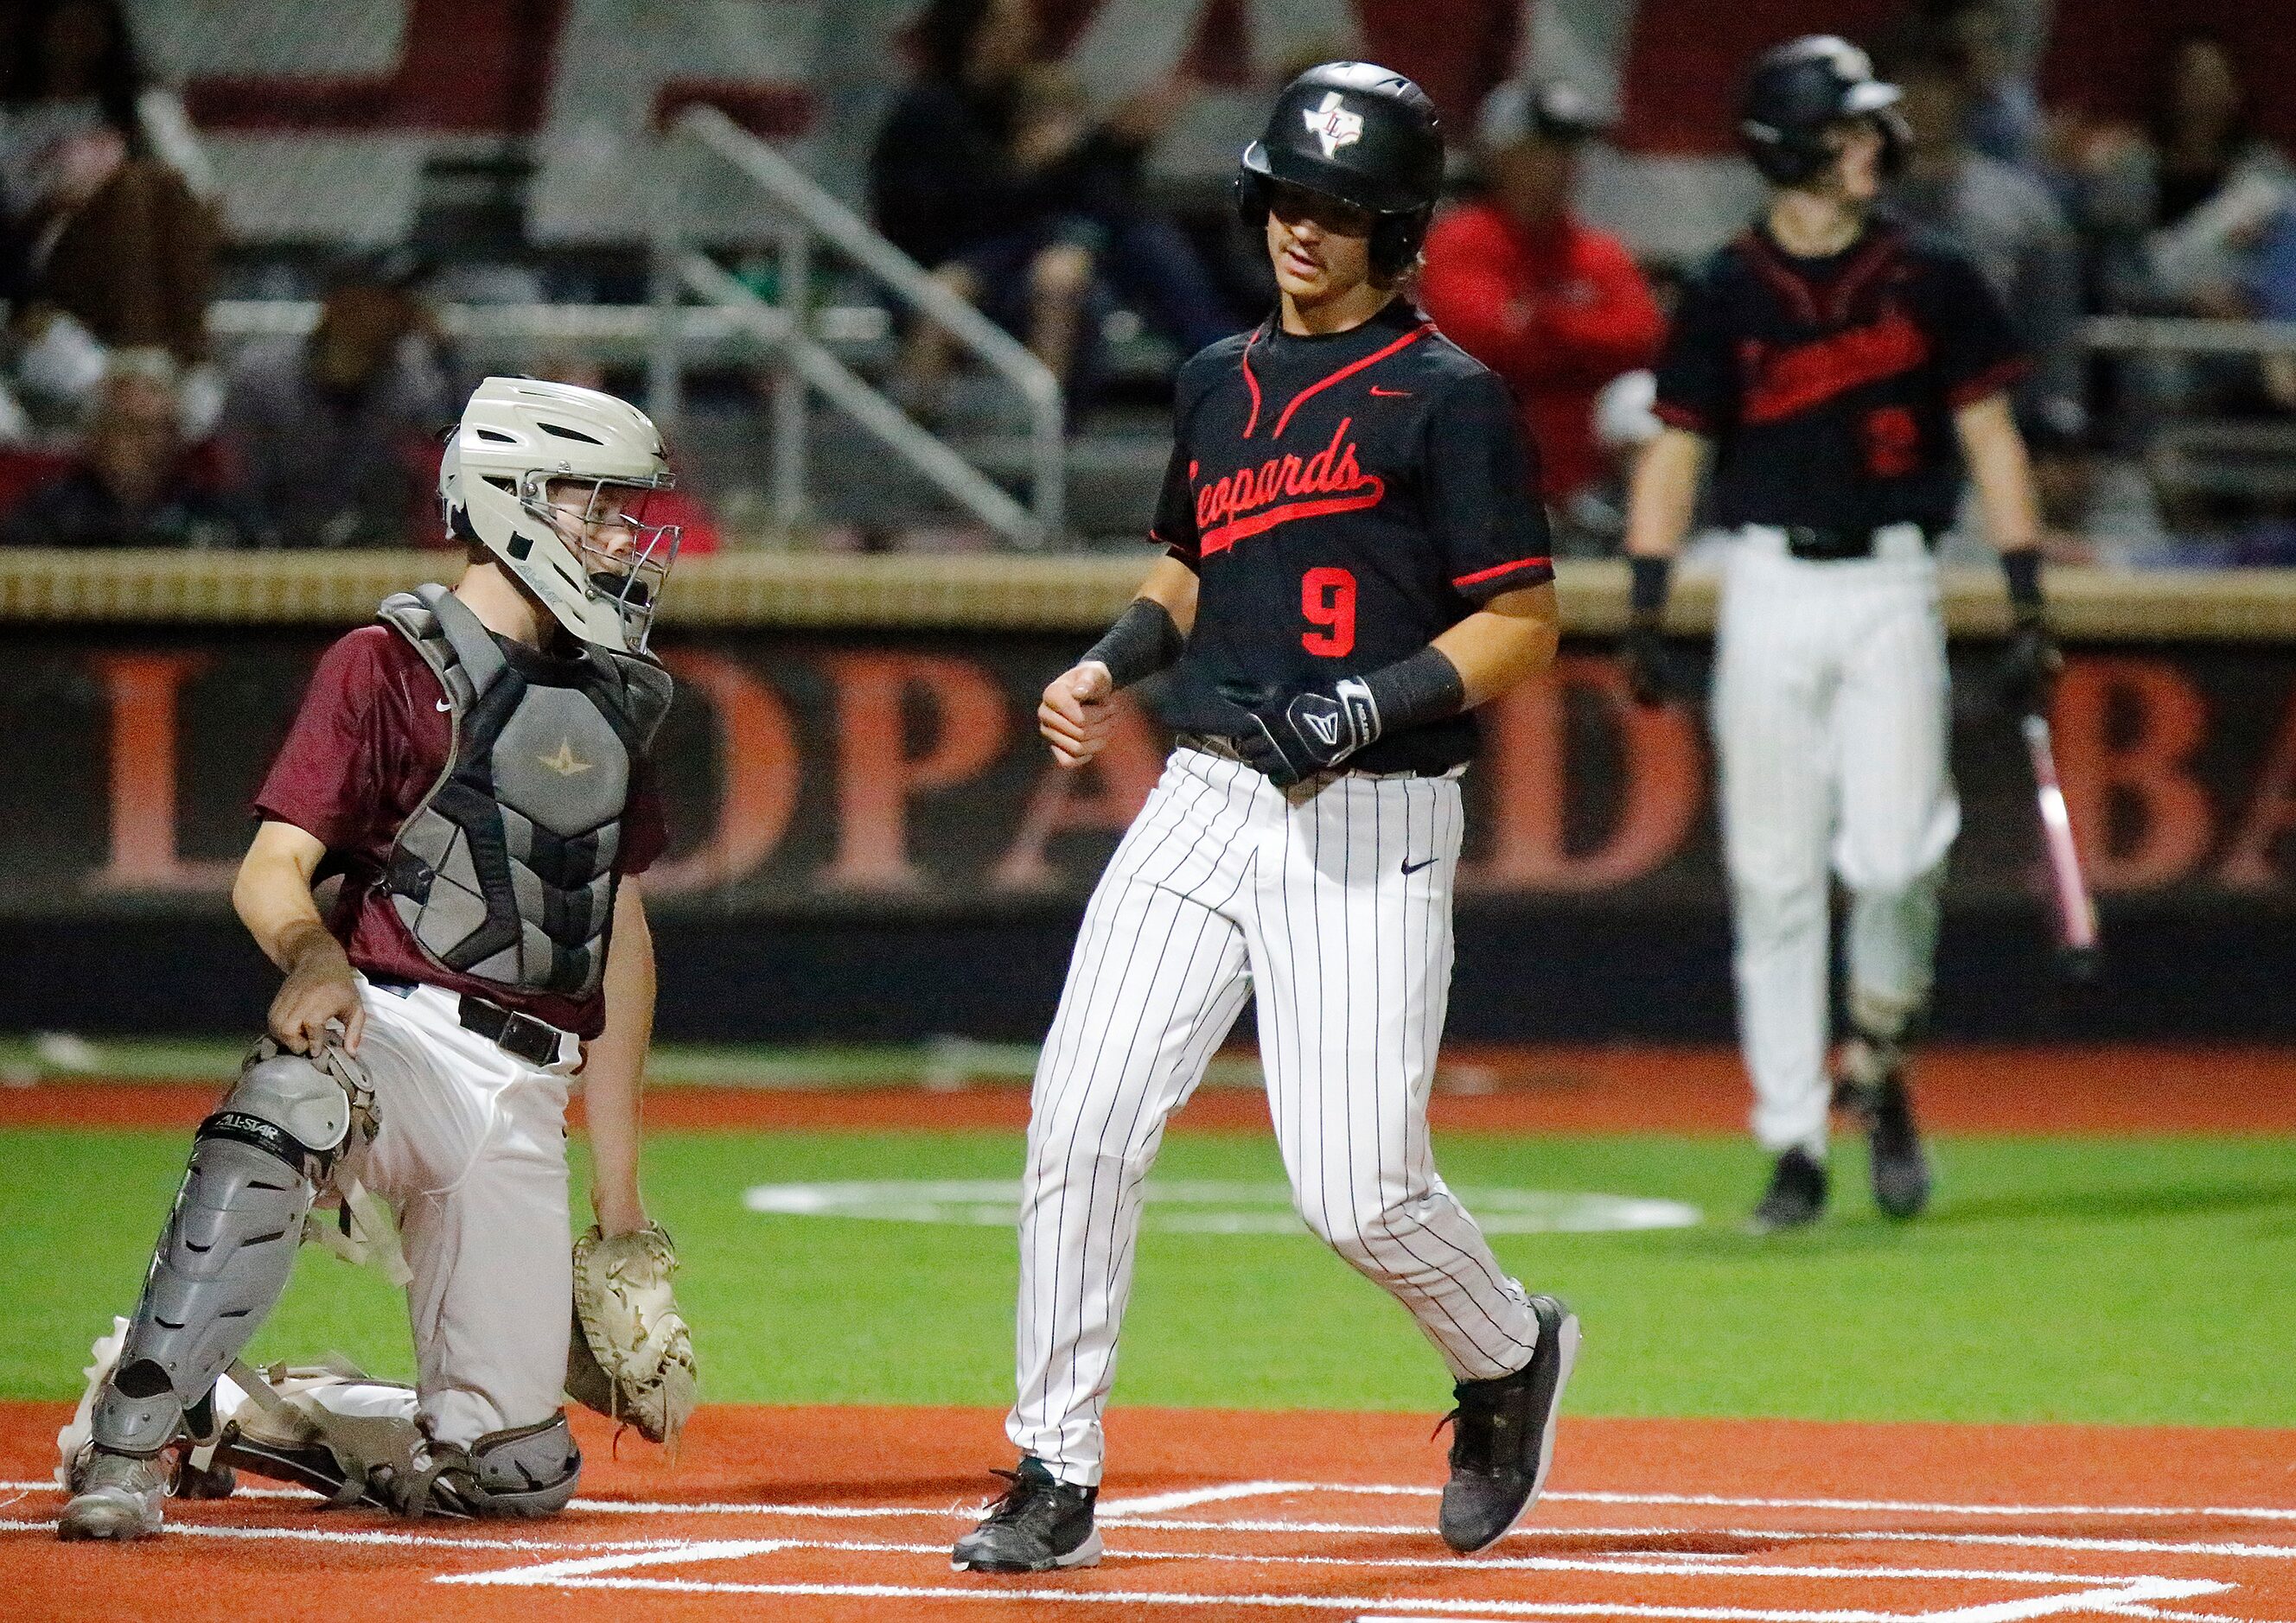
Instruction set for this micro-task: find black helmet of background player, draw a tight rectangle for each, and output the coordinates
[1737,35,1909,189]
[1234,61,1445,279]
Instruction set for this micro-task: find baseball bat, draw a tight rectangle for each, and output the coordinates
[2021,710,2101,980]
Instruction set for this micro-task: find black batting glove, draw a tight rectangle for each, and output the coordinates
[1224,678,1381,788]
[1995,617,2063,717]
[1623,617,1675,708]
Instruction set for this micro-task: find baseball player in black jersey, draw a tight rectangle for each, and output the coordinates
[952,61,1578,1575]
[1623,36,2060,1232]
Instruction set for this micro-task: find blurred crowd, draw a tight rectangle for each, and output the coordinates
[0,0,2291,557]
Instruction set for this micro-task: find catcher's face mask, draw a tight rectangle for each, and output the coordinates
[535,474,680,652]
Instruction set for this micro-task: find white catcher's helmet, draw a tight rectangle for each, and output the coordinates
[440,377,680,652]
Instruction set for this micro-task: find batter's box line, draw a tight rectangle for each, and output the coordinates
[434,1535,2234,1620]
[440,1531,2201,1589]
[1097,1482,2296,1524]
[437,1570,2234,1622]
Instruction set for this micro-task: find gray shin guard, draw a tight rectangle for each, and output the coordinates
[92,1049,357,1457]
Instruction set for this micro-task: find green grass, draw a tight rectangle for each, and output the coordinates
[8,1127,2293,1427]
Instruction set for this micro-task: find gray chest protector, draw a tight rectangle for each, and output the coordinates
[379,584,673,1000]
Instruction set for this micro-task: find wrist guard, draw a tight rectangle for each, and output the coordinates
[1081,598,1183,690]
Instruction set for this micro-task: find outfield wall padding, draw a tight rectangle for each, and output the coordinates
[1,554,2290,1041]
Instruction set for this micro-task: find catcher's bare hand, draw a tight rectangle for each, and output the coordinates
[270,930,365,1055]
[1040,660,1117,768]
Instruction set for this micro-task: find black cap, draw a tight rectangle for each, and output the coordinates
[1738,35,1904,186]
[1238,60,1445,218]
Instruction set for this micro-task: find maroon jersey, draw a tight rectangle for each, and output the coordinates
[254,623,667,1038]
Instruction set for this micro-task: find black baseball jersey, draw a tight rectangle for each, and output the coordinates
[1151,299,1553,774]
[1653,217,2027,533]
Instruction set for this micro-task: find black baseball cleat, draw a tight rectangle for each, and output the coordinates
[1748,1148,1828,1232]
[1866,1075,1933,1219]
[1438,1294,1580,1554]
[951,1457,1102,1573]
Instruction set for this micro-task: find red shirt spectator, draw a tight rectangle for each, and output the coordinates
[254,622,667,1038]
[1418,80,1662,504]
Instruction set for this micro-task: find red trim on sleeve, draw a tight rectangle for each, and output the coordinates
[1239,328,1265,439]
[1948,355,2032,409]
[1270,321,1434,440]
[1452,556,1553,589]
[1653,400,1707,432]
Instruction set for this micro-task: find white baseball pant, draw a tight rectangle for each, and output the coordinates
[1712,525,1959,1156]
[339,973,582,1448]
[1007,746,1542,1486]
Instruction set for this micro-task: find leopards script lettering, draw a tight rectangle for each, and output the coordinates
[1196,417,1386,555]
[1739,307,1930,426]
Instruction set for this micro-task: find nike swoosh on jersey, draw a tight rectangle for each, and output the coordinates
[1368,385,1411,398]
[1402,856,1438,875]
[436,697,454,712]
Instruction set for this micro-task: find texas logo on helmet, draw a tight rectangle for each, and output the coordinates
[1304,91,1364,159]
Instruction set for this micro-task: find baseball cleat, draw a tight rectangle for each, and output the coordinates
[1438,1294,1580,1554]
[57,1447,166,1541]
[1748,1149,1828,1233]
[1866,1076,1932,1219]
[951,1457,1102,1573]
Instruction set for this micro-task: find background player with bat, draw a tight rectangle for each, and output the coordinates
[1623,35,2062,1232]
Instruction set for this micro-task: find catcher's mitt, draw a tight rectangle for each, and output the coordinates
[566,1222,697,1448]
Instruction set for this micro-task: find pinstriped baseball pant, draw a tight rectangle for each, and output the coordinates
[1713,535,1960,1156]
[1007,747,1540,1486]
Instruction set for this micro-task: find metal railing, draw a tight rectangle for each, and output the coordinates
[2081,315,2296,358]
[653,105,1065,546]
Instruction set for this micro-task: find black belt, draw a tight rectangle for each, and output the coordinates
[1177,732,1443,780]
[1776,523,1936,561]
[367,977,569,1066]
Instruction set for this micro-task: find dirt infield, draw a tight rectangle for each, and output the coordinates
[5,1044,2293,1136]
[8,1403,2294,1622]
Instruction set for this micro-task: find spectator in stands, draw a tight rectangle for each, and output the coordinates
[0,351,248,548]
[220,251,453,549]
[2069,31,2293,446]
[0,0,218,425]
[1417,79,1662,540]
[1886,37,2088,474]
[1917,0,2045,178]
[869,0,1233,422]
[2076,31,2292,321]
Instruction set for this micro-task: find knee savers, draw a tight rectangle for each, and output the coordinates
[92,1049,360,1456]
[418,1414,584,1518]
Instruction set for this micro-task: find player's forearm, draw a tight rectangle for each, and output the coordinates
[1135,555,1200,636]
[584,882,656,1234]
[232,820,337,974]
[1081,557,1199,688]
[1955,394,2042,555]
[1623,429,1706,561]
[1431,582,1560,708]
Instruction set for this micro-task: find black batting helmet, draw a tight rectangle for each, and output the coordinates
[1737,35,1908,188]
[1234,61,1445,278]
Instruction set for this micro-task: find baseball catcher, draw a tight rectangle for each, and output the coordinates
[58,378,695,1537]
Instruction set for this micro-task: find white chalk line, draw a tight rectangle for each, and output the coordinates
[10,1489,2295,1561]
[1100,1481,2296,1525]
[411,1572,2238,1622]
[437,1531,2180,1588]
[0,1515,2184,1589]
[0,1517,691,1553]
[13,1477,2296,1526]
